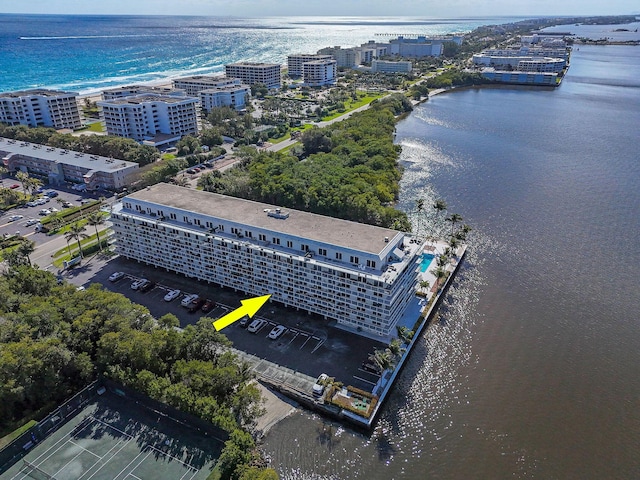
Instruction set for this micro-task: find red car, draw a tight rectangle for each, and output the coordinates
[201,299,216,313]
[9,184,20,189]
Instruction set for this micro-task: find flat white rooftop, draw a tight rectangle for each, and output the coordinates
[127,183,403,254]
[0,137,138,172]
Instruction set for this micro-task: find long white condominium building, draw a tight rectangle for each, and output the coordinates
[111,184,423,337]
[371,60,413,73]
[172,75,241,96]
[200,84,251,112]
[303,59,337,87]
[387,36,444,57]
[97,94,199,142]
[473,54,566,73]
[0,89,81,130]
[101,85,186,101]
[224,63,281,89]
[0,137,138,190]
[287,54,334,77]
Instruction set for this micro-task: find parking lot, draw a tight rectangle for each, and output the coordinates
[0,177,114,244]
[74,255,386,394]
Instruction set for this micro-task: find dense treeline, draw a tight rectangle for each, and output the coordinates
[0,124,159,166]
[198,94,413,231]
[0,266,275,480]
[424,69,492,89]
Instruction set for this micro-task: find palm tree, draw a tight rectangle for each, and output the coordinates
[433,199,447,237]
[419,279,431,295]
[15,171,29,196]
[415,197,425,235]
[396,326,414,345]
[370,349,395,373]
[48,214,63,232]
[446,213,463,237]
[16,239,36,266]
[431,266,448,292]
[64,222,88,258]
[387,339,406,360]
[86,212,105,251]
[448,236,460,256]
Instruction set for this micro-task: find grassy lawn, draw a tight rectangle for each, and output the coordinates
[52,228,111,267]
[0,420,37,449]
[269,123,313,143]
[320,92,383,121]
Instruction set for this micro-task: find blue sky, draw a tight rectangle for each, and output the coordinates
[0,0,637,17]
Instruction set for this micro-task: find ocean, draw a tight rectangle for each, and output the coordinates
[0,14,522,95]
[3,14,640,479]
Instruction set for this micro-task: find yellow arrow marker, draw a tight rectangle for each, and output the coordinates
[213,294,271,331]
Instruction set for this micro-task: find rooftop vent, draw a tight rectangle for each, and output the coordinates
[267,207,289,220]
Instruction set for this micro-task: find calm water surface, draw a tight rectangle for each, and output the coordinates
[263,45,640,479]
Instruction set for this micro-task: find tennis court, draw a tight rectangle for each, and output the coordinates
[3,392,221,480]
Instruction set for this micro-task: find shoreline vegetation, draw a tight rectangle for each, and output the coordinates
[1,14,636,480]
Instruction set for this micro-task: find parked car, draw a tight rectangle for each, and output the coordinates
[312,373,329,397]
[186,168,196,174]
[187,298,205,312]
[26,201,37,207]
[9,184,19,189]
[24,218,39,227]
[268,325,286,340]
[247,319,267,333]
[62,201,73,208]
[238,315,250,328]
[36,198,47,205]
[38,209,51,216]
[45,190,58,197]
[108,271,125,282]
[201,299,215,313]
[139,280,156,293]
[130,278,148,290]
[8,215,24,222]
[164,289,181,302]
[181,293,199,307]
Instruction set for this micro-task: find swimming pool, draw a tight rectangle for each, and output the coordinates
[419,253,435,272]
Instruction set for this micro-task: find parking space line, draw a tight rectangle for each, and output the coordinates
[353,375,378,386]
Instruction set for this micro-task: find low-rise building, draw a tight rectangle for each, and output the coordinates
[97,94,199,146]
[371,59,413,73]
[111,183,423,337]
[302,58,337,87]
[0,137,138,190]
[224,63,281,89]
[0,89,82,130]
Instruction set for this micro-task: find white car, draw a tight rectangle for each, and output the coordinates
[24,218,39,226]
[180,293,199,307]
[38,209,51,216]
[108,271,125,282]
[164,289,181,302]
[130,278,148,290]
[268,325,286,340]
[8,215,24,222]
[312,373,329,397]
[247,319,267,333]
